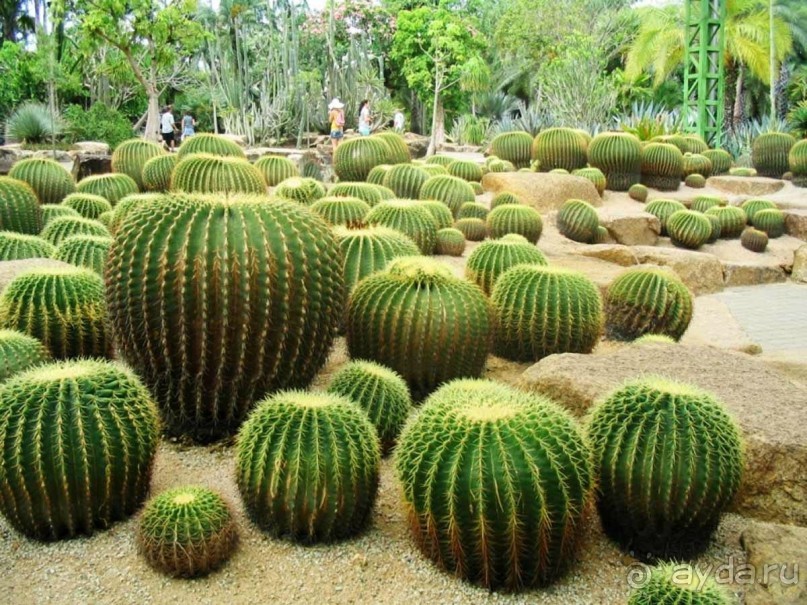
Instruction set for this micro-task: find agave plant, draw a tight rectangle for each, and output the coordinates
[5,102,64,145]
[616,101,682,141]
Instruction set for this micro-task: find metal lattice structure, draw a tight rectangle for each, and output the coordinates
[683,0,727,147]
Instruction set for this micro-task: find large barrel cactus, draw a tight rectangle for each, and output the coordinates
[0,232,54,261]
[705,205,747,238]
[382,163,430,199]
[587,132,642,191]
[531,127,588,172]
[458,201,488,221]
[465,237,547,294]
[61,193,113,220]
[329,182,388,206]
[681,153,712,178]
[752,208,785,238]
[447,159,483,182]
[790,139,807,187]
[628,562,735,605]
[740,198,777,223]
[0,177,42,234]
[333,137,391,181]
[7,158,75,205]
[346,257,491,398]
[367,164,392,185]
[395,379,594,590]
[365,200,438,254]
[373,132,410,164]
[572,167,607,195]
[310,196,371,228]
[691,194,726,213]
[171,154,266,194]
[645,199,686,236]
[434,227,466,256]
[41,204,80,226]
[490,191,522,208]
[54,235,113,274]
[588,377,744,556]
[666,210,712,250]
[557,198,600,243]
[334,226,420,291]
[236,390,380,542]
[605,268,693,341]
[254,155,299,186]
[41,216,110,246]
[419,175,475,217]
[0,329,50,382]
[177,133,246,158]
[486,204,543,243]
[0,359,160,540]
[752,132,796,178]
[274,176,327,205]
[490,131,533,169]
[641,143,684,191]
[76,173,139,205]
[703,149,732,175]
[419,200,454,230]
[142,154,179,192]
[106,194,345,440]
[111,139,165,190]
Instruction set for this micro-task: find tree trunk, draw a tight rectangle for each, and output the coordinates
[143,62,161,142]
[427,69,445,157]
[733,66,745,126]
[724,61,738,129]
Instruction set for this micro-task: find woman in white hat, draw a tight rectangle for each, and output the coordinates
[328,99,345,150]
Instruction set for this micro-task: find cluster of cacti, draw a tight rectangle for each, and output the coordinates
[395,379,594,590]
[447,159,483,182]
[705,205,747,238]
[275,176,327,204]
[111,139,165,190]
[367,164,392,185]
[310,196,371,228]
[641,143,684,191]
[628,562,735,605]
[684,173,706,188]
[0,329,50,382]
[142,154,179,192]
[170,154,266,194]
[490,191,521,208]
[645,198,687,236]
[487,204,543,243]
[752,208,785,238]
[41,204,80,225]
[741,227,768,252]
[0,177,42,234]
[703,149,733,175]
[681,153,712,179]
[729,166,757,176]
[177,133,246,158]
[706,214,722,242]
[54,235,113,274]
[588,377,744,556]
[628,183,648,202]
[418,200,454,229]
[365,200,438,254]
[41,216,110,246]
[7,158,76,205]
[572,167,607,195]
[333,137,392,181]
[374,132,410,164]
[740,198,777,223]
[0,231,54,261]
[790,139,807,187]
[346,257,491,398]
[557,199,600,243]
[752,132,796,178]
[106,194,345,440]
[236,390,380,542]
[652,134,687,153]
[329,182,388,206]
[531,127,588,172]
[691,195,726,213]
[137,486,238,577]
[465,237,548,294]
[382,164,429,199]
[76,173,139,205]
[421,164,448,177]
[434,228,466,256]
[586,132,642,191]
[682,134,709,154]
[492,265,603,361]
[605,268,693,341]
[458,201,488,220]
[666,210,712,249]
[455,217,487,241]
[426,155,454,167]
[61,193,113,220]
[254,155,299,186]
[490,131,534,169]
[333,226,420,291]
[0,359,160,540]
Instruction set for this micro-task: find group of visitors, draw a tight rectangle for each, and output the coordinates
[160,105,196,151]
[328,98,405,150]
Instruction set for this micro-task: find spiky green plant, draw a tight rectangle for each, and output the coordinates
[666,210,712,250]
[458,202,489,220]
[557,199,600,243]
[0,232,54,261]
[0,177,42,234]
[382,164,430,199]
[137,486,238,578]
[0,359,159,540]
[605,268,693,341]
[691,195,726,213]
[684,173,706,188]
[790,139,807,187]
[628,562,735,605]
[0,329,50,382]
[752,132,796,178]
[236,390,379,542]
[7,158,76,205]
[741,227,768,252]
[682,153,712,179]
[455,217,487,241]
[703,149,733,175]
[418,201,454,230]
[274,177,327,205]
[645,199,686,236]
[40,204,80,225]
[531,127,588,172]
[633,333,677,345]
[575,128,592,146]
[705,206,747,238]
[41,216,109,246]
[333,226,420,291]
[395,379,594,590]
[346,257,491,398]
[490,131,533,169]
[61,193,113,220]
[142,154,179,192]
[419,175,477,218]
[367,164,392,185]
[628,183,648,202]
[729,167,757,176]
[365,200,438,254]
[4,102,62,144]
[434,228,465,256]
[595,225,609,243]
[76,173,139,205]
[740,198,777,223]
[447,160,483,182]
[111,139,165,190]
[492,265,602,361]
[310,196,371,228]
[587,132,642,191]
[487,204,542,243]
[588,377,744,557]
[54,235,113,274]
[706,214,721,243]
[106,194,345,440]
[170,154,266,195]
[177,133,246,158]
[572,167,607,195]
[465,238,547,295]
[641,143,684,191]
[333,137,392,181]
[426,155,454,167]
[255,155,299,186]
[329,182,387,206]
[373,132,410,164]
[97,210,113,229]
[490,191,522,208]
[751,208,785,238]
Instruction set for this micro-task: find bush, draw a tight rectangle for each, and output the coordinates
[63,104,133,151]
[4,102,63,144]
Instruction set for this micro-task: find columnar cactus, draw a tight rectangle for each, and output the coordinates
[367,164,392,185]
[333,137,392,181]
[41,204,80,225]
[557,199,600,243]
[382,163,430,199]
[465,237,548,294]
[682,153,712,178]
[254,155,300,186]
[419,175,476,216]
[137,486,238,578]
[741,227,768,252]
[455,217,487,241]
[76,173,139,205]
[645,199,686,236]
[310,196,371,228]
[142,154,179,192]
[490,131,534,169]
[628,562,735,605]
[641,143,684,191]
[346,257,491,398]
[395,379,594,590]
[329,182,388,206]
[531,127,588,172]
[177,133,246,158]
[333,226,420,291]
[365,200,438,254]
[61,193,113,219]
[0,177,42,234]
[54,235,113,274]
[0,329,50,382]
[236,390,380,542]
[418,200,454,230]
[275,176,327,204]
[447,160,483,182]
[0,232,54,261]
[434,228,466,256]
[605,268,693,341]
[705,206,747,238]
[587,132,642,191]
[588,377,744,556]
[684,173,706,188]
[628,183,648,202]
[106,194,345,440]
[111,139,165,190]
[492,265,603,361]
[41,216,110,246]
[790,139,807,187]
[171,154,267,195]
[691,195,726,213]
[666,210,712,250]
[7,158,76,205]
[487,204,543,243]
[458,201,489,220]
[703,149,733,175]
[572,167,607,195]
[373,132,410,164]
[491,191,521,208]
[752,132,796,178]
[740,198,777,223]
[0,359,160,540]
[752,208,785,238]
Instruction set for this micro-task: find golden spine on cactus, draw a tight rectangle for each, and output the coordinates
[572,167,607,195]
[177,133,246,158]
[395,379,594,590]
[487,203,543,243]
[666,209,712,250]
[170,153,267,195]
[328,182,387,206]
[0,329,50,382]
[681,153,712,178]
[790,139,807,187]
[106,194,346,441]
[310,196,371,228]
[586,132,642,191]
[703,149,733,175]
[741,227,768,252]
[61,193,112,219]
[465,237,547,294]
[0,231,54,261]
[644,198,686,236]
[458,201,488,220]
[628,562,735,605]
[7,158,76,205]
[111,139,165,190]
[274,176,327,205]
[419,175,476,217]
[106,193,166,234]
[365,200,439,254]
[628,183,648,202]
[691,194,726,213]
[418,200,454,230]
[333,137,392,181]
[254,155,299,186]
[490,131,533,169]
[142,153,179,192]
[40,203,79,225]
[640,143,684,191]
[0,359,160,540]
[382,163,430,199]
[54,235,113,274]
[367,164,392,185]
[0,176,42,234]
[490,191,522,208]
[557,198,600,243]
[447,159,483,182]
[752,208,785,238]
[740,198,777,223]
[76,173,139,205]
[752,132,796,178]
[531,127,588,172]
[434,227,465,256]
[455,217,487,241]
[373,132,410,164]
[705,205,746,238]
[41,216,110,246]
[333,226,420,292]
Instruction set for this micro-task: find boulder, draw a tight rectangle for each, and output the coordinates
[577,244,638,267]
[722,262,787,287]
[740,521,807,605]
[631,246,724,295]
[0,145,24,175]
[71,141,110,155]
[405,133,430,158]
[793,245,807,284]
[784,209,807,241]
[71,149,111,181]
[707,176,785,196]
[519,344,807,526]
[481,172,601,213]
[599,209,660,246]
[681,296,762,355]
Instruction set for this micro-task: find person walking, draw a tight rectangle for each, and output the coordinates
[328,98,345,150]
[358,99,372,136]
[181,109,196,142]
[393,109,405,133]
[161,105,177,151]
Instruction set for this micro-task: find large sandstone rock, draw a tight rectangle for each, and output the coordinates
[707,176,785,196]
[740,521,807,605]
[681,296,762,355]
[793,245,807,283]
[722,261,787,287]
[599,209,660,246]
[520,344,807,525]
[632,246,724,295]
[71,141,109,155]
[481,172,601,212]
[0,145,24,175]
[577,244,638,267]
[405,133,430,158]
[784,209,807,241]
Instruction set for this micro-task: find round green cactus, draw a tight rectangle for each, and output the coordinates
[419,175,476,217]
[587,132,642,191]
[487,204,542,243]
[170,154,266,195]
[490,191,522,208]
[0,231,54,261]
[650,134,686,153]
[729,166,757,176]
[421,164,448,177]
[328,360,412,453]
[641,143,684,191]
[310,196,371,228]
[684,173,706,188]
[275,176,327,205]
[0,329,50,382]
[492,265,603,361]
[333,137,392,181]
[0,177,42,234]
[752,132,796,178]
[177,133,246,158]
[395,379,594,590]
[365,200,438,254]
[465,237,547,295]
[366,164,392,185]
[373,132,410,164]
[141,153,179,192]
[490,131,533,169]
[682,153,712,179]
[333,226,420,291]
[691,195,726,213]
[458,201,488,220]
[346,257,491,398]
[40,203,80,225]
[447,159,483,182]
[329,182,388,206]
[531,127,588,172]
[628,183,648,202]
[703,149,733,175]
[645,199,686,236]
[470,181,483,195]
[106,194,345,440]
[488,159,508,172]
[705,205,747,238]
[595,225,609,243]
[41,216,110,246]
[574,128,593,146]
[54,235,113,274]
[236,390,380,542]
[790,139,807,187]
[382,163,430,199]
[706,214,722,242]
[105,193,165,234]
[7,158,76,205]
[740,198,777,223]
[682,134,709,154]
[666,210,712,250]
[76,173,139,205]
[61,193,112,220]
[572,167,607,195]
[628,562,735,605]
[97,210,113,229]
[455,217,487,241]
[588,377,744,557]
[741,227,768,252]
[111,139,165,190]
[549,168,570,175]
[751,208,785,238]
[426,155,454,167]
[254,155,299,186]
[633,333,677,345]
[605,268,693,341]
[434,227,465,256]
[138,485,238,578]
[417,200,453,230]
[557,198,600,243]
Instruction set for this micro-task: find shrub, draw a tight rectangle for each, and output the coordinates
[365,200,438,254]
[419,175,476,217]
[490,131,533,168]
[41,216,109,246]
[76,173,139,205]
[705,206,747,238]
[333,226,420,292]
[0,232,54,261]
[557,199,600,243]
[447,160,483,182]
[455,217,487,241]
[572,167,607,195]
[531,127,588,172]
[0,176,42,234]
[666,210,712,250]
[171,154,266,195]
[254,155,299,186]
[645,199,686,236]
[741,227,768,252]
[752,132,796,178]
[63,103,133,150]
[641,143,683,191]
[275,177,327,205]
[703,149,733,175]
[54,235,113,274]
[61,193,112,220]
[4,102,62,144]
[752,208,785,238]
[586,132,642,191]
[333,137,391,181]
[434,228,466,256]
[8,158,75,205]
[310,196,371,228]
[465,237,547,295]
[111,139,165,190]
[0,329,50,382]
[487,204,543,243]
[177,133,246,159]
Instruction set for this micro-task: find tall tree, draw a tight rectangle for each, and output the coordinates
[0,0,33,42]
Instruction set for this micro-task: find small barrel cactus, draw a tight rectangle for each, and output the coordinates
[641,143,684,191]
[740,198,777,223]
[633,333,677,345]
[447,159,483,182]
[572,167,607,195]
[587,132,642,191]
[703,149,733,175]
[275,176,327,204]
[395,379,594,590]
[0,231,55,261]
[684,173,706,188]
[420,174,477,217]
[706,214,722,242]
[0,329,50,382]
[628,183,648,202]
[7,158,75,205]
[41,203,80,225]
[111,139,165,190]
[365,200,438,254]
[333,137,392,181]
[434,227,466,256]
[177,133,246,158]
[329,182,388,206]
[752,132,796,178]
[705,205,747,238]
[681,153,712,179]
[458,201,489,220]
[254,155,299,186]
[531,127,588,172]
[666,210,712,250]
[54,235,113,274]
[0,177,42,234]
[645,199,686,236]
[61,193,113,220]
[741,227,768,253]
[426,155,454,167]
[141,154,179,192]
[421,164,448,177]
[790,139,807,187]
[76,173,139,205]
[373,132,410,164]
[367,164,392,185]
[549,168,570,175]
[491,191,521,208]
[490,131,533,169]
[334,226,420,291]
[310,196,371,228]
[171,154,266,195]
[605,268,693,341]
[691,195,726,213]
[137,486,238,578]
[97,210,113,229]
[682,134,709,154]
[236,390,380,542]
[418,200,454,230]
[557,199,600,243]
[487,204,542,243]
[729,166,757,176]
[455,217,487,241]
[752,208,785,238]
[383,163,430,199]
[465,237,548,295]
[628,562,735,605]
[471,182,483,195]
[588,377,744,557]
[492,265,603,361]
[0,359,160,540]
[41,216,110,246]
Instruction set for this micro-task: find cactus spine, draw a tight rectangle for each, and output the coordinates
[752,132,796,178]
[61,193,113,220]
[490,131,533,169]
[333,137,392,181]
[641,143,684,191]
[7,158,76,205]
[666,210,712,250]
[434,228,466,256]
[254,155,299,186]
[531,127,588,172]
[41,216,110,246]
[741,227,768,252]
[142,154,179,192]
[0,177,42,234]
[76,173,139,205]
[705,206,747,238]
[587,132,642,191]
[177,133,246,158]
[419,175,476,217]
[486,204,543,243]
[0,232,54,261]
[365,200,438,254]
[111,139,165,190]
[171,154,267,194]
[0,329,50,382]
[54,235,113,274]
[752,208,785,238]
[557,199,600,243]
[465,237,548,294]
[333,226,420,291]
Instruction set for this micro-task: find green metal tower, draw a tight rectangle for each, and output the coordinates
[683,0,727,147]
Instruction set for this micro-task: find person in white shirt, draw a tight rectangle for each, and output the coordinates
[358,99,372,136]
[393,109,405,133]
[160,106,177,150]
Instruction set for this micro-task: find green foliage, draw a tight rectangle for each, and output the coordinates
[681,153,712,179]
[5,102,62,144]
[434,228,466,256]
[557,199,600,243]
[62,104,134,151]
[490,131,533,169]
[457,202,488,221]
[0,232,55,261]
[76,173,139,205]
[111,139,165,190]
[61,193,113,220]
[0,43,46,120]
[0,359,159,540]
[740,199,778,223]
[40,204,80,225]
[236,390,380,542]
[41,216,110,246]
[790,139,807,187]
[171,154,267,195]
[254,156,299,187]
[141,154,178,192]
[447,160,483,182]
[788,101,807,139]
[490,191,522,208]
[0,177,42,234]
[8,158,76,206]
[587,132,642,191]
[691,195,726,213]
[334,137,393,181]
[628,183,648,202]
[531,127,588,172]
[628,562,735,605]
[666,210,712,250]
[741,227,768,252]
[752,208,785,238]
[419,175,475,217]
[705,206,747,238]
[455,217,487,241]
[487,204,543,243]
[373,132,410,164]
[383,163,430,199]
[572,167,607,196]
[418,201,454,230]
[333,226,421,292]
[644,199,686,236]
[310,196,371,228]
[275,177,327,205]
[641,143,683,191]
[702,149,733,175]
[395,379,594,590]
[588,377,743,556]
[365,200,439,254]
[752,132,796,178]
[54,235,113,274]
[465,237,548,295]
